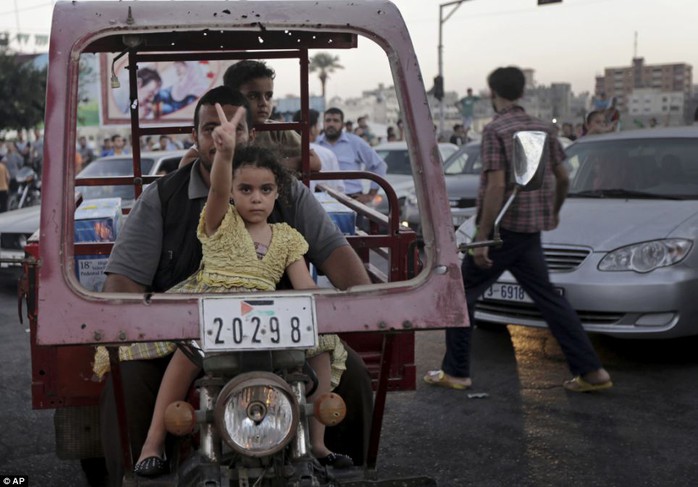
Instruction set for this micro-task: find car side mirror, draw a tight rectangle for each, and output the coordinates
[512,130,547,191]
[459,130,547,252]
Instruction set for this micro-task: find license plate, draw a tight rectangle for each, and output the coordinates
[200,295,317,352]
[481,283,562,304]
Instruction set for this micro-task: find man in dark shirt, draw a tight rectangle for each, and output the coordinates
[425,66,612,393]
[449,124,466,146]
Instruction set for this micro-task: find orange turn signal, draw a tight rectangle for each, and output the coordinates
[313,392,346,426]
[164,400,196,436]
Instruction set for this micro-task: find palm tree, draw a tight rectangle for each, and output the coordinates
[309,52,343,103]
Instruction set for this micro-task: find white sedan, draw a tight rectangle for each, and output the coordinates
[0,151,184,270]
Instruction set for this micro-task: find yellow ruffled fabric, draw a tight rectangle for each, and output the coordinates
[92,205,309,380]
[197,204,308,291]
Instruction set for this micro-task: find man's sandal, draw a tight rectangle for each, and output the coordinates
[563,376,613,393]
[423,370,470,390]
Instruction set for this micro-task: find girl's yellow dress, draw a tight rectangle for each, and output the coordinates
[94,204,347,388]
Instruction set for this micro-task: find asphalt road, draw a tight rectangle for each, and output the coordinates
[1,269,698,487]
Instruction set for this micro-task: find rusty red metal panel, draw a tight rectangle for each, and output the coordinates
[24,243,103,409]
[341,332,416,391]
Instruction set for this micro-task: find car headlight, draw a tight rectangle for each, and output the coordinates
[370,193,384,208]
[598,239,692,273]
[214,372,299,457]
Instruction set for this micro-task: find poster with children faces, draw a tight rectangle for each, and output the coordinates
[101,54,233,125]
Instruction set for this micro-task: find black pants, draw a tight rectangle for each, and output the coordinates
[100,354,172,487]
[100,344,373,486]
[0,190,7,212]
[442,229,602,379]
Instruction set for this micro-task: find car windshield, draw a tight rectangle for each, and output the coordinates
[375,148,412,176]
[76,157,155,203]
[443,144,481,176]
[566,138,698,200]
[439,144,459,161]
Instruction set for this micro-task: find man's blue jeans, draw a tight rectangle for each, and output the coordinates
[442,229,602,378]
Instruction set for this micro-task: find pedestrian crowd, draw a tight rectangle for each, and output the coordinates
[0,129,43,213]
[73,132,197,174]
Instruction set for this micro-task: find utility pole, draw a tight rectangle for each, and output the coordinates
[438,0,469,136]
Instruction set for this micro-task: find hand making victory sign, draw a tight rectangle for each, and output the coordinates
[205,104,247,236]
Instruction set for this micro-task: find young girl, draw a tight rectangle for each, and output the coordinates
[134,104,351,476]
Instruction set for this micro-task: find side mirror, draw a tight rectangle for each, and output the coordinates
[512,130,547,191]
[459,130,547,252]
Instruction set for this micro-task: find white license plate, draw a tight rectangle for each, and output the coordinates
[483,283,532,303]
[482,283,562,304]
[200,295,317,352]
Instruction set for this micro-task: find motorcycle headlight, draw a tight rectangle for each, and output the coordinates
[598,239,692,273]
[214,372,298,457]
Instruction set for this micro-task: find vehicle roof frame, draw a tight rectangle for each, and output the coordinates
[38,0,465,345]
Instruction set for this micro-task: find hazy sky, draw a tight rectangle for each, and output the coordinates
[3,0,696,99]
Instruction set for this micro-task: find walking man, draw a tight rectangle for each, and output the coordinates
[425,66,612,393]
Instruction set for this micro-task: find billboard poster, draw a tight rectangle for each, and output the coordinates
[100,53,232,125]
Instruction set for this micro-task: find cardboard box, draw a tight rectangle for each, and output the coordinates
[313,192,356,235]
[74,198,123,243]
[74,198,123,291]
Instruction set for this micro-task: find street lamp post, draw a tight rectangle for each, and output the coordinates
[438,0,470,136]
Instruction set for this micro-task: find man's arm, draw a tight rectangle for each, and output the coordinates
[475,169,506,242]
[274,129,322,173]
[103,182,164,287]
[281,149,322,173]
[355,139,387,202]
[550,137,568,228]
[472,169,506,269]
[552,160,569,229]
[102,273,147,293]
[318,245,371,290]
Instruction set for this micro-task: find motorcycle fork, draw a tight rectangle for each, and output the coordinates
[290,380,310,460]
[198,378,223,462]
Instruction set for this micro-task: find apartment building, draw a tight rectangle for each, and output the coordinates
[596,57,692,122]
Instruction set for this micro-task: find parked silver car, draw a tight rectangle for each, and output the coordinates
[403,141,481,231]
[0,151,184,269]
[458,127,698,338]
[369,141,459,216]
